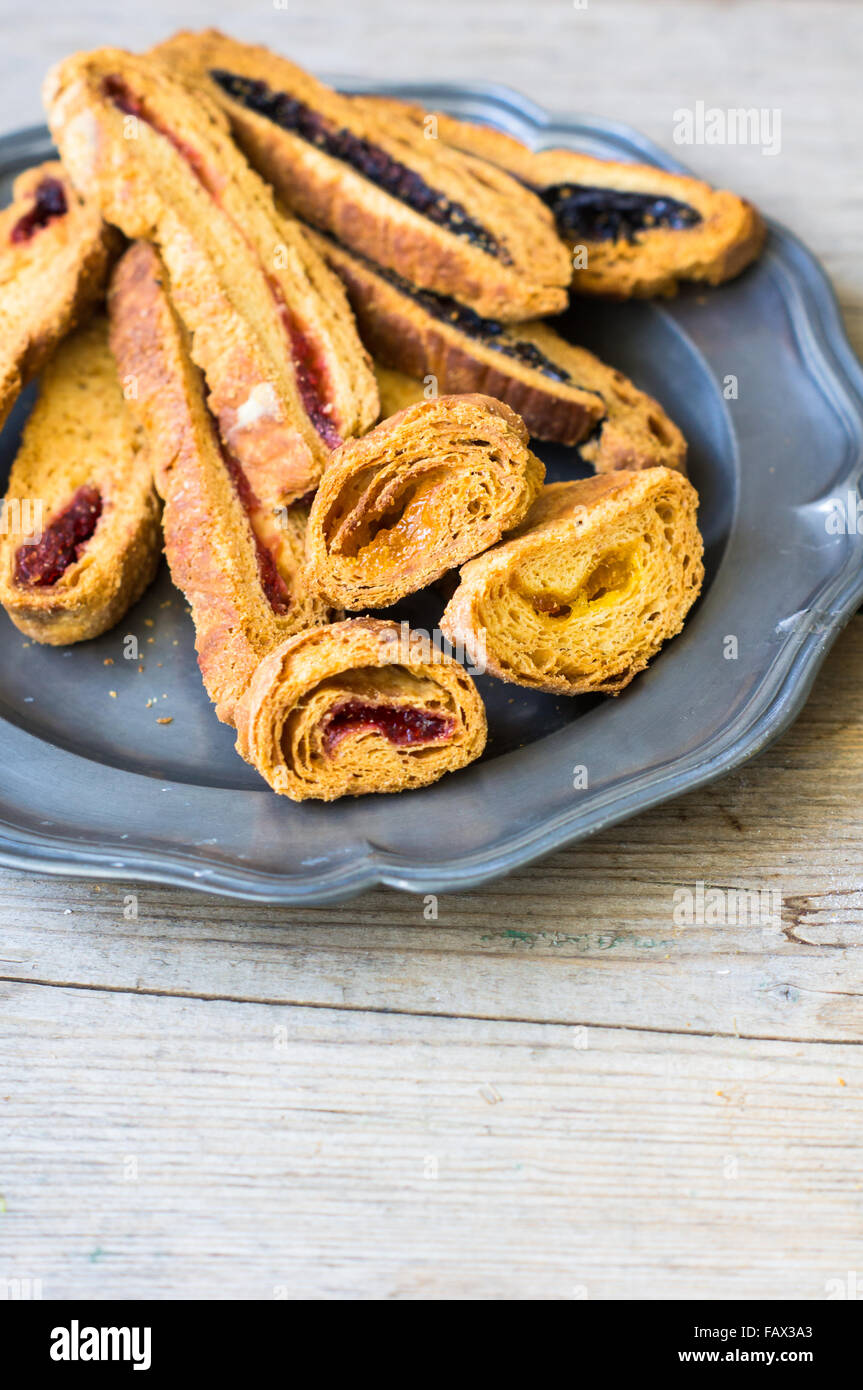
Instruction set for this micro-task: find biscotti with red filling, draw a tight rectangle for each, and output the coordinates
[0,160,119,434]
[0,314,161,644]
[45,48,379,506]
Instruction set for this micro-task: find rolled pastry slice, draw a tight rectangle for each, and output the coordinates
[0,316,161,645]
[150,29,570,321]
[317,231,685,469]
[109,240,331,724]
[305,394,545,610]
[46,48,379,504]
[359,101,766,299]
[234,617,487,800]
[440,469,704,695]
[0,160,119,433]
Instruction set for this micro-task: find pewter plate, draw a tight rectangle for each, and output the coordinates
[1,86,862,904]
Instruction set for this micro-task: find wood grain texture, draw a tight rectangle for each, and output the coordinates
[0,0,862,1300]
[2,983,862,1300]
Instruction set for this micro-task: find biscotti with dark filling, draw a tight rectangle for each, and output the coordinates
[358,99,766,299]
[313,229,686,471]
[0,161,119,434]
[150,29,571,321]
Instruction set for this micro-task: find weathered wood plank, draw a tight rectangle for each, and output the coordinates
[1,981,861,1299]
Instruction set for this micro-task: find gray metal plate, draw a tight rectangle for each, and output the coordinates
[1,84,861,904]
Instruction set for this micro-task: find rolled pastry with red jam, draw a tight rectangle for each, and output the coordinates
[46,48,379,504]
[150,29,571,321]
[0,160,119,433]
[234,617,487,800]
[0,316,161,644]
[358,100,766,299]
[108,240,331,724]
[305,394,545,610]
[440,469,704,695]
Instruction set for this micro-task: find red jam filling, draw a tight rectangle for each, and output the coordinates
[323,700,455,753]
[103,74,341,451]
[269,281,342,450]
[10,176,68,244]
[216,435,291,615]
[102,75,218,196]
[14,484,102,586]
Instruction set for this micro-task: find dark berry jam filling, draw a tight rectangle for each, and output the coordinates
[210,68,505,261]
[15,484,102,586]
[334,239,579,386]
[542,183,702,243]
[10,176,68,244]
[217,435,291,615]
[323,699,455,753]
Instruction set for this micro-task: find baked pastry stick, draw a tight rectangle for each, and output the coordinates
[234,617,487,801]
[359,100,766,299]
[150,29,571,321]
[440,469,704,695]
[46,48,379,505]
[108,241,331,724]
[315,230,685,469]
[305,394,545,610]
[0,160,118,433]
[0,316,161,644]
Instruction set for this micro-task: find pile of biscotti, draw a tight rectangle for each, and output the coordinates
[0,29,764,801]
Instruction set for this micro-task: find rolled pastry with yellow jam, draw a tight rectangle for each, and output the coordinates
[0,315,161,644]
[305,394,545,610]
[440,469,704,695]
[234,617,487,800]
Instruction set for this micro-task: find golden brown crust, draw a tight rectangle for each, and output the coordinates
[233,617,487,800]
[45,48,379,503]
[0,315,161,644]
[440,469,704,694]
[108,240,331,723]
[305,394,545,609]
[150,29,571,321]
[314,229,685,469]
[360,100,767,298]
[0,160,119,434]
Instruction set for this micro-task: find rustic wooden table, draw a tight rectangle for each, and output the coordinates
[1,1,861,1300]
